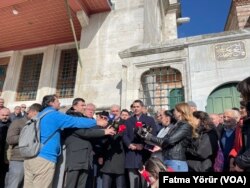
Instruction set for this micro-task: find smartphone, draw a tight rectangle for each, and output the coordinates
[144,144,154,150]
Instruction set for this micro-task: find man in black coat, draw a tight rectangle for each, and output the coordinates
[63,98,115,188]
[123,100,157,188]
[0,108,11,188]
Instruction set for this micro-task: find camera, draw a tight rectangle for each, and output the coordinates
[135,121,152,138]
[110,120,120,131]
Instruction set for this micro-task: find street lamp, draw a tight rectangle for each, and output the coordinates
[177,17,190,24]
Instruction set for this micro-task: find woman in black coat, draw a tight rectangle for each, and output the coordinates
[186,111,218,172]
[234,77,250,172]
[138,102,197,172]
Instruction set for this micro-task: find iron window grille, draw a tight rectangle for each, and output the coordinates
[16,54,43,101]
[0,57,10,96]
[56,48,78,98]
[139,66,184,114]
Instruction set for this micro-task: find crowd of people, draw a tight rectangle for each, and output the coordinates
[0,76,249,188]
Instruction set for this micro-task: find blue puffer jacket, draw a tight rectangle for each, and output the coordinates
[38,107,96,163]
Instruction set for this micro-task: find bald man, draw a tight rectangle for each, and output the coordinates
[0,108,11,187]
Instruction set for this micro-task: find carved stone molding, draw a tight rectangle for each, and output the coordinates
[214,41,246,61]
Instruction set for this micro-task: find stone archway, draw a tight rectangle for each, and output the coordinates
[139,66,184,112]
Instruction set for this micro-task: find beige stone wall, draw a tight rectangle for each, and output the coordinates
[76,0,180,109]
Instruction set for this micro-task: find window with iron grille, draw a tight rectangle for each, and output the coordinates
[0,57,10,95]
[16,54,43,101]
[139,66,184,113]
[56,48,78,98]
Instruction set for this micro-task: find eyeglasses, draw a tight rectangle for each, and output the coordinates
[21,106,26,109]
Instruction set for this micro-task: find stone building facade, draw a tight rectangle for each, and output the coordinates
[120,29,250,113]
[0,0,249,114]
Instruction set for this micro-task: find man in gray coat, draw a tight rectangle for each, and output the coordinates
[5,103,42,188]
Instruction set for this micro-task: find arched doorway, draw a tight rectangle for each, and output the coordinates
[206,82,240,114]
[139,66,184,113]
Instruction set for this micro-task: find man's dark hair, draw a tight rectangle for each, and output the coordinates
[121,109,130,114]
[41,94,57,109]
[232,107,240,112]
[72,98,85,106]
[29,103,42,112]
[133,99,144,107]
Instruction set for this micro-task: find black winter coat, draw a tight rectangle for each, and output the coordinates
[64,108,105,171]
[235,102,250,171]
[186,127,218,172]
[146,121,192,161]
[100,135,125,174]
[123,114,157,169]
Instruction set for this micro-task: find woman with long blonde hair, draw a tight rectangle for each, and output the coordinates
[138,102,197,172]
[174,102,198,138]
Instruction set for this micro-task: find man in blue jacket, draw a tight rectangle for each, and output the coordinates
[23,94,108,188]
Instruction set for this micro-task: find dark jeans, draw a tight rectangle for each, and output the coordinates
[65,169,88,188]
[85,163,102,188]
[102,173,126,188]
[0,162,8,188]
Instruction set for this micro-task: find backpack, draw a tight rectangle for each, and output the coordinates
[18,110,55,158]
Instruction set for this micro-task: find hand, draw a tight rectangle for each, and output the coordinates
[149,145,161,153]
[234,164,244,172]
[98,157,103,165]
[134,144,143,150]
[104,126,116,135]
[96,116,108,127]
[128,143,137,150]
[229,158,235,172]
[138,165,145,174]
